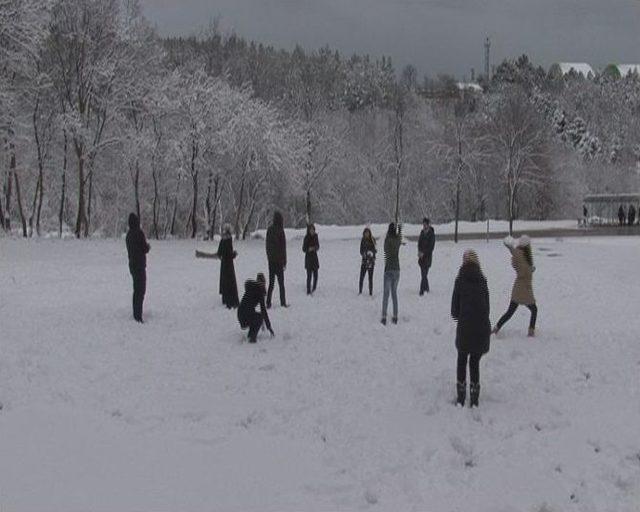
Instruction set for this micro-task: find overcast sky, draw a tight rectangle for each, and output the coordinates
[140,0,640,78]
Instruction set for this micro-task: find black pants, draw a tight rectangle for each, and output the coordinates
[419,264,431,294]
[496,301,538,331]
[457,352,481,384]
[130,268,146,321]
[240,311,263,341]
[306,269,318,294]
[267,261,286,306]
[359,264,373,295]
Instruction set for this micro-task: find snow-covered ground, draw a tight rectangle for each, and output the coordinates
[1,234,639,511]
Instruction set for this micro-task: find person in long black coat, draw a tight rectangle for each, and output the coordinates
[217,224,239,309]
[302,223,320,295]
[451,249,490,407]
[418,217,435,295]
[359,227,376,295]
[266,211,287,308]
[238,273,274,343]
[618,205,626,226]
[125,213,150,323]
[628,204,636,226]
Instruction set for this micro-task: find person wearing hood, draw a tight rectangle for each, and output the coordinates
[302,223,320,295]
[359,227,377,296]
[217,224,239,309]
[492,235,538,337]
[451,250,490,407]
[125,213,150,323]
[238,273,274,343]
[266,211,288,308]
[417,217,435,295]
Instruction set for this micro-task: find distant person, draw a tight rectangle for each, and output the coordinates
[238,273,274,343]
[451,250,490,407]
[302,223,320,295]
[266,211,287,308]
[359,227,377,296]
[582,205,588,227]
[618,205,626,226]
[381,222,402,325]
[125,213,150,323]
[417,217,435,295]
[217,224,239,309]
[628,204,636,226]
[492,236,538,338]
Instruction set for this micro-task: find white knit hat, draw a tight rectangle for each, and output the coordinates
[517,235,531,247]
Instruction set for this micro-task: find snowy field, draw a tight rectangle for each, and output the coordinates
[2,234,640,511]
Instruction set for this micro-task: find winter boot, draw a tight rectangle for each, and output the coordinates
[391,317,398,325]
[456,381,466,407]
[381,317,387,326]
[470,383,480,408]
[528,327,535,338]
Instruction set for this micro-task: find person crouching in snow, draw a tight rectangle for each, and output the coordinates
[451,250,490,407]
[302,223,320,295]
[238,273,274,343]
[492,235,538,337]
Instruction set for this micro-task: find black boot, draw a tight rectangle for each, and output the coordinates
[470,383,480,408]
[456,381,466,407]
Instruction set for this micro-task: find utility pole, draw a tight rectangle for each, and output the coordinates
[484,37,491,82]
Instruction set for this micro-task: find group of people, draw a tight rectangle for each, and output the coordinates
[617,204,637,226]
[125,211,539,407]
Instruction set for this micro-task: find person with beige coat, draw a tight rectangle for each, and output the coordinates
[492,235,538,337]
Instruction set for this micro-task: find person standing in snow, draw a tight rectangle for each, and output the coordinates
[618,205,626,226]
[417,217,435,295]
[125,213,150,323]
[627,204,636,226]
[359,227,377,296]
[238,273,274,343]
[302,223,320,295]
[381,222,402,325]
[266,211,288,308]
[451,250,490,407]
[492,235,538,337]
[217,224,239,309]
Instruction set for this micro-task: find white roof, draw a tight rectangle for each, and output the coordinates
[456,82,483,92]
[615,64,640,76]
[554,63,594,76]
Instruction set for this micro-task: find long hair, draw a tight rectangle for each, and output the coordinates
[362,227,376,245]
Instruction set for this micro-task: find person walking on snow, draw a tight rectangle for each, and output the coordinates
[381,222,402,325]
[418,217,435,295]
[628,204,636,226]
[451,250,490,407]
[302,223,320,295]
[125,213,150,323]
[238,273,274,343]
[492,235,538,337]
[266,211,288,308]
[217,224,239,309]
[359,227,377,296]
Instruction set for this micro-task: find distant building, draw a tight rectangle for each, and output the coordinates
[549,62,595,79]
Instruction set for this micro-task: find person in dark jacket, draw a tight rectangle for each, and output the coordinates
[238,273,274,343]
[302,223,320,295]
[359,227,377,296]
[217,224,239,309]
[266,211,287,308]
[417,217,435,295]
[125,213,150,323]
[628,204,636,226]
[381,223,402,325]
[618,205,626,226]
[451,250,490,407]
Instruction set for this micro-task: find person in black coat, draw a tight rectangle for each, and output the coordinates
[618,205,626,226]
[359,227,376,295]
[628,204,636,226]
[266,211,287,308]
[125,213,150,323]
[418,217,435,295]
[217,224,239,309]
[302,223,320,295]
[451,249,490,407]
[238,273,274,343]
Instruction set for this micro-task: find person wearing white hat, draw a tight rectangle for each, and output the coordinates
[492,235,538,337]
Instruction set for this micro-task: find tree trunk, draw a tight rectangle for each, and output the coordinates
[59,130,68,238]
[74,150,87,238]
[12,157,28,238]
[205,170,212,240]
[454,172,461,244]
[209,174,220,240]
[305,188,311,225]
[234,167,246,240]
[190,142,198,239]
[4,152,12,231]
[134,160,141,221]
[0,190,5,231]
[170,180,180,236]
[85,168,93,238]
[152,170,159,240]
